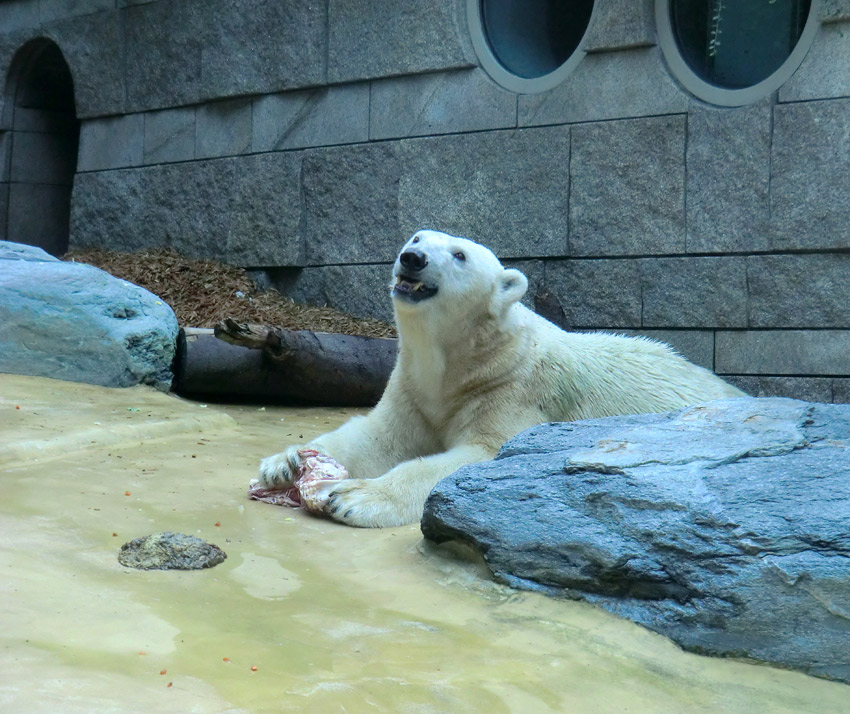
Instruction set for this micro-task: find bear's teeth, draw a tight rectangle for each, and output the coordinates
[394,277,426,292]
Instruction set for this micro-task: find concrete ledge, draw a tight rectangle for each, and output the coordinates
[370,69,516,141]
[195,98,252,160]
[518,48,687,127]
[71,155,304,266]
[78,115,144,171]
[252,85,369,152]
[543,259,642,328]
[726,376,835,404]
[748,254,850,329]
[144,107,195,164]
[641,257,748,329]
[716,331,850,376]
[327,0,473,84]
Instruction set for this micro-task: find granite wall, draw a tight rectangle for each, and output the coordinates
[1,0,849,402]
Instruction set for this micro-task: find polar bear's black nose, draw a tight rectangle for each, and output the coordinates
[400,248,428,272]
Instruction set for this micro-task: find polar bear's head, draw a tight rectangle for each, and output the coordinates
[391,230,528,326]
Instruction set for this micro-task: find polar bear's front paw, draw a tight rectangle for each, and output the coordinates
[324,479,415,528]
[258,446,302,488]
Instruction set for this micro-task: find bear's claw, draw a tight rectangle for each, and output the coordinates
[257,446,302,488]
[323,479,408,528]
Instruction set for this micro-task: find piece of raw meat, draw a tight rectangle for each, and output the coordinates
[248,449,349,514]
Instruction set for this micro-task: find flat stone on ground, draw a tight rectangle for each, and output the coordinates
[118,531,227,570]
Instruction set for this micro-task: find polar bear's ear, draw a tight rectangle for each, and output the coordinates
[494,268,528,315]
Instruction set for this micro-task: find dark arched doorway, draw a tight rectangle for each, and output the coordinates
[2,39,79,256]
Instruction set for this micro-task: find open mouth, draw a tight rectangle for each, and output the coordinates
[392,275,439,303]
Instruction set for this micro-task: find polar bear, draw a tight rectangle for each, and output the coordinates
[258,230,745,528]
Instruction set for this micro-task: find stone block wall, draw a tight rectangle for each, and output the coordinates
[1,0,849,403]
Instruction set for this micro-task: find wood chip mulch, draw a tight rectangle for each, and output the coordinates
[65,248,397,338]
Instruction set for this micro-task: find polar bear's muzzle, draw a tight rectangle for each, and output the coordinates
[393,274,438,303]
[393,248,438,303]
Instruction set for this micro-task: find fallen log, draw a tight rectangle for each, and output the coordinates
[171,320,397,406]
[172,328,281,402]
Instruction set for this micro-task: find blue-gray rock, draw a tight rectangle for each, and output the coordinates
[421,398,850,684]
[0,241,178,390]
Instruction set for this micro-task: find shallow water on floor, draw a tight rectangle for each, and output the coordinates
[1,374,847,713]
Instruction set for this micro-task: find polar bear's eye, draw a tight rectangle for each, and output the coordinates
[453,251,466,262]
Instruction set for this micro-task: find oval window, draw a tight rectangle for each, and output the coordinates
[468,0,596,93]
[657,0,820,106]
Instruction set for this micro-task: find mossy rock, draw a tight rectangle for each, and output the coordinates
[118,531,227,570]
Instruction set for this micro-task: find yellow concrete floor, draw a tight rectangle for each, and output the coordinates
[1,373,847,713]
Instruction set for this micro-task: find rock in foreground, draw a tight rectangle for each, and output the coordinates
[0,241,178,390]
[118,532,227,570]
[421,398,850,684]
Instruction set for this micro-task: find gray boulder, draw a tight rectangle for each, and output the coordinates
[421,397,850,683]
[0,241,178,390]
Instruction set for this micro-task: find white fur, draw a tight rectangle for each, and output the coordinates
[258,230,745,527]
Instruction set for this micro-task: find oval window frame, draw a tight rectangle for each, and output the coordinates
[466,0,597,94]
[655,0,821,107]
